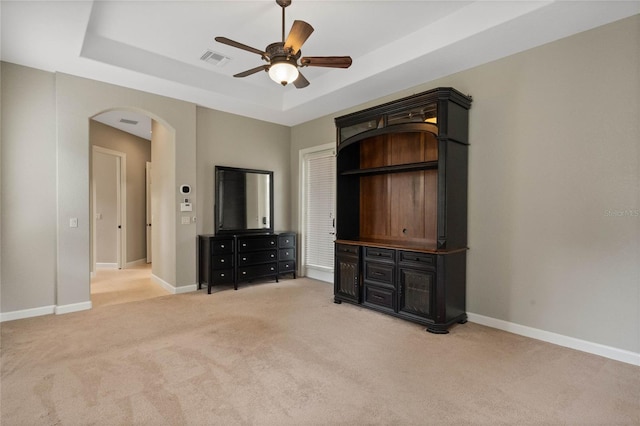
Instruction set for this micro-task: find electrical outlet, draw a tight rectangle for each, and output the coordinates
[69,217,78,228]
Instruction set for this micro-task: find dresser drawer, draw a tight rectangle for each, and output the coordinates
[279,248,295,261]
[238,250,277,266]
[211,238,234,254]
[278,234,295,248]
[398,251,435,268]
[238,263,277,280]
[212,269,234,284]
[238,236,278,252]
[212,254,233,269]
[364,285,395,311]
[364,246,395,262]
[364,261,394,286]
[279,260,295,273]
[336,243,359,257]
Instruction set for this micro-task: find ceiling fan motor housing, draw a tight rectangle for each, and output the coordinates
[276,0,292,8]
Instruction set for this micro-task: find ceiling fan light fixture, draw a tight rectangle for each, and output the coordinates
[269,60,299,86]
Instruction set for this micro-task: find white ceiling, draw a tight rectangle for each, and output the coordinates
[2,1,639,133]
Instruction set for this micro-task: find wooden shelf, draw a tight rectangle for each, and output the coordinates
[341,161,438,176]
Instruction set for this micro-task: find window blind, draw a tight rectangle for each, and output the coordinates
[304,151,336,270]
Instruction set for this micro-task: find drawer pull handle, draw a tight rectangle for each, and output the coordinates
[242,243,247,247]
[242,257,247,261]
[270,267,274,271]
[242,271,247,275]
[373,294,384,300]
[220,273,225,277]
[220,259,225,263]
[221,245,225,248]
[373,271,384,276]
[271,241,275,245]
[271,254,275,258]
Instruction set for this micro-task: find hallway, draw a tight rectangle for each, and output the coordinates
[91,264,169,308]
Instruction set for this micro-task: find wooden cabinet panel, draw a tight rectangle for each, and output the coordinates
[390,170,426,240]
[390,132,425,165]
[360,174,389,239]
[360,135,388,168]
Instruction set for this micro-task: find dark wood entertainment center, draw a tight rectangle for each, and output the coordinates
[333,87,472,334]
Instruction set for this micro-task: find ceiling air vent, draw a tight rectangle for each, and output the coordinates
[200,50,230,67]
[119,118,138,125]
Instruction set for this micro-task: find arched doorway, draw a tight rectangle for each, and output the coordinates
[88,108,174,307]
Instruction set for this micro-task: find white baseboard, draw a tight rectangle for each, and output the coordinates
[467,312,640,366]
[125,258,147,268]
[96,263,118,269]
[55,301,92,315]
[151,274,197,294]
[304,267,333,283]
[0,305,55,322]
[0,300,92,322]
[176,284,198,294]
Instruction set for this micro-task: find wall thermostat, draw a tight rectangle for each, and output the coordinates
[179,184,191,194]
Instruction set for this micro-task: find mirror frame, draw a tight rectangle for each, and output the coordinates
[214,165,274,235]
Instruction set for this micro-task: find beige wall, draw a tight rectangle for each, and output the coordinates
[90,120,152,264]
[1,63,57,312]
[196,107,291,236]
[150,119,177,286]
[291,15,640,353]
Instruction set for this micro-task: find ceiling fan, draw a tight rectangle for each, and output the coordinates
[215,0,352,88]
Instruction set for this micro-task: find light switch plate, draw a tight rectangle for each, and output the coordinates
[70,217,78,228]
[181,216,190,225]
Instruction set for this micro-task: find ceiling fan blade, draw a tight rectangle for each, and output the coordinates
[234,65,269,78]
[293,72,310,89]
[215,37,266,57]
[284,20,314,54]
[300,56,353,68]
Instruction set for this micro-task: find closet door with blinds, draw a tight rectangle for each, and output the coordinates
[303,148,336,282]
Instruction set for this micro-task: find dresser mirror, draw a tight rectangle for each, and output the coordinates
[215,166,274,235]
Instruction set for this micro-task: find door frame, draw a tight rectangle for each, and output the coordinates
[146,161,152,263]
[298,142,336,283]
[91,145,127,271]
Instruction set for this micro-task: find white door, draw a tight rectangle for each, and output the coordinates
[92,146,127,270]
[146,161,152,263]
[300,144,336,283]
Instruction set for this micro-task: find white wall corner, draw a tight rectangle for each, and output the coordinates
[467,312,640,367]
[55,301,92,315]
[0,305,56,323]
[152,274,176,293]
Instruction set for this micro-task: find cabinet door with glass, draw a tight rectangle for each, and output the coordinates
[334,244,360,304]
[397,266,435,320]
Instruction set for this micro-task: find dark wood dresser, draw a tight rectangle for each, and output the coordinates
[198,232,296,293]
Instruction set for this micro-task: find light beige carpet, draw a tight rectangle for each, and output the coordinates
[91,264,169,308]
[1,278,639,425]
